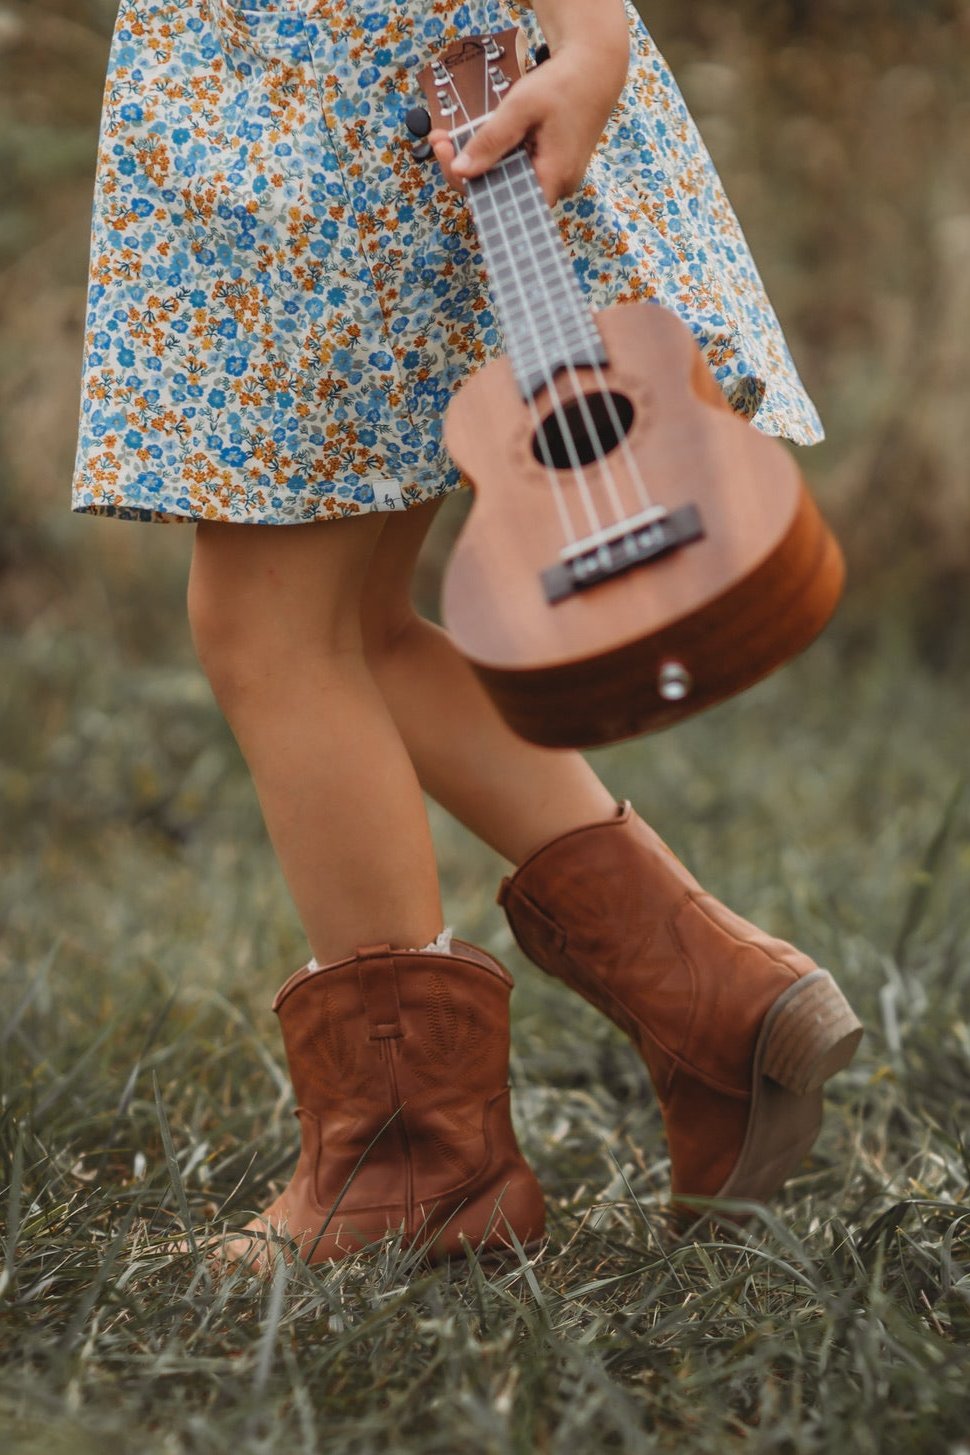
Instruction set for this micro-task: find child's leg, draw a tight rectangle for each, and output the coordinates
[361,501,616,865]
[362,503,863,1218]
[188,516,444,963]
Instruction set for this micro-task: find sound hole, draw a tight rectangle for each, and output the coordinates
[531,390,634,469]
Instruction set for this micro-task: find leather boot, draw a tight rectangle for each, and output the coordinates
[223,942,545,1268]
[499,802,862,1211]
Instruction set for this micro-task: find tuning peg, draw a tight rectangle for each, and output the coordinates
[411,140,434,162]
[534,43,551,66]
[405,106,432,138]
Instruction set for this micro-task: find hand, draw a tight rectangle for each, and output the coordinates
[427,41,629,207]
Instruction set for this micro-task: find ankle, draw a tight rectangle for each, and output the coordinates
[511,793,625,867]
[307,926,454,972]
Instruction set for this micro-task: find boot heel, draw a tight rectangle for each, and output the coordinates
[761,971,863,1095]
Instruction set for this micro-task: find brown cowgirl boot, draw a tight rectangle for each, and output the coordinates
[499,802,862,1212]
[221,942,545,1268]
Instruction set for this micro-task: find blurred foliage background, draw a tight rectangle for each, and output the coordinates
[1,0,969,661]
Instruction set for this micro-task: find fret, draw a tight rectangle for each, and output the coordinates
[484,199,582,271]
[486,272,588,325]
[493,306,597,355]
[479,234,582,294]
[476,224,560,253]
[473,189,587,284]
[478,225,563,261]
[510,327,602,359]
[510,318,599,342]
[504,314,605,346]
[497,302,595,331]
[473,161,540,201]
[476,206,562,250]
[514,339,602,362]
[487,252,573,287]
[505,324,594,347]
[465,148,609,398]
[488,253,572,288]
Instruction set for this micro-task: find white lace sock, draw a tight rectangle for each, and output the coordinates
[307,927,454,973]
[419,927,454,955]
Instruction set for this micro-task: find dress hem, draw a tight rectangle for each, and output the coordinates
[69,466,466,525]
[69,387,823,526]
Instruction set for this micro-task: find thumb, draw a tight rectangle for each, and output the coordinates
[452,91,537,179]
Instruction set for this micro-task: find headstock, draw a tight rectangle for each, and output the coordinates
[416,28,531,155]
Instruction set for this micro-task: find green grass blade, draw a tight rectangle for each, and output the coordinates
[1,1119,25,1298]
[152,1070,198,1257]
[894,776,967,968]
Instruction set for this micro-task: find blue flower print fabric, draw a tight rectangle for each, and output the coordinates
[72,0,824,524]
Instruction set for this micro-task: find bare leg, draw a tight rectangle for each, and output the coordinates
[361,501,616,865]
[188,515,444,964]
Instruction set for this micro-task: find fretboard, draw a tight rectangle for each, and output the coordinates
[465,148,608,399]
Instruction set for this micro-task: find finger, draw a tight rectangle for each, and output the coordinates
[534,156,587,207]
[427,127,454,164]
[451,90,540,179]
[427,128,465,193]
[532,161,558,208]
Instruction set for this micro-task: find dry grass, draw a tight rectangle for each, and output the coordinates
[2,617,969,1453]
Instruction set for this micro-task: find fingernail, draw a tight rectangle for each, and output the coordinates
[452,156,471,174]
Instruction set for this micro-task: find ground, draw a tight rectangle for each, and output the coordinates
[2,594,968,1454]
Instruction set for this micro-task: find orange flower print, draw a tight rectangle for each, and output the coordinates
[73,0,821,525]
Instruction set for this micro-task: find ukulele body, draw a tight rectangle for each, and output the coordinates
[441,303,844,748]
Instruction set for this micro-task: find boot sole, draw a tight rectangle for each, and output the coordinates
[715,969,863,1206]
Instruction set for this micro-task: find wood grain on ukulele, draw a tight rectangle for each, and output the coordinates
[417,30,844,749]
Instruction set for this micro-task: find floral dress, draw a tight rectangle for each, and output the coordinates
[72,0,823,524]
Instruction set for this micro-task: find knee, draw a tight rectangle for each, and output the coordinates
[188,517,386,712]
[186,558,262,707]
[187,543,349,710]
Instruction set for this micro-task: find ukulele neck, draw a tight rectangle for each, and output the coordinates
[463,145,609,399]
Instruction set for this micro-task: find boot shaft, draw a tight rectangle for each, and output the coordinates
[500,802,820,1095]
[272,942,523,1214]
[498,802,861,1211]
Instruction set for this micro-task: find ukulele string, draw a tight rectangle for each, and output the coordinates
[468,46,656,531]
[479,145,640,530]
[448,40,660,543]
[442,60,598,540]
[502,147,658,519]
[471,55,627,537]
[467,57,632,530]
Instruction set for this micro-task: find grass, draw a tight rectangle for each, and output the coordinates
[2,598,969,1454]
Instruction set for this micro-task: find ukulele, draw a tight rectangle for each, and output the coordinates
[415,29,844,748]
